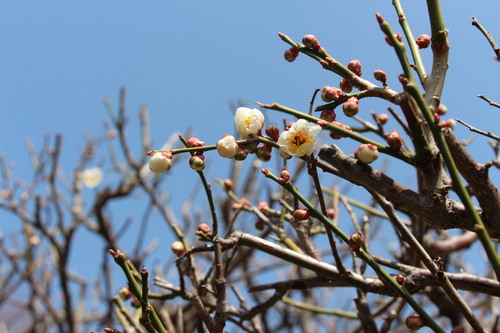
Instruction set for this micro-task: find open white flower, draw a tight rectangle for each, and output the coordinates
[216,135,238,158]
[234,107,265,139]
[277,119,322,157]
[81,167,103,188]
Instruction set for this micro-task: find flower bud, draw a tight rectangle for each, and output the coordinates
[405,314,424,330]
[321,86,344,102]
[197,223,211,235]
[395,274,405,285]
[302,34,320,50]
[119,287,133,301]
[439,119,456,130]
[293,209,311,221]
[149,151,173,173]
[329,121,352,140]
[326,208,336,219]
[320,109,337,122]
[378,113,389,125]
[451,326,465,333]
[387,130,403,150]
[232,198,251,210]
[244,140,259,154]
[284,47,299,62]
[131,297,141,308]
[342,97,360,117]
[189,155,205,171]
[171,241,185,257]
[234,145,249,161]
[436,104,447,115]
[398,74,409,87]
[355,144,379,164]
[349,233,364,252]
[415,34,431,49]
[373,70,387,84]
[223,179,233,191]
[255,219,266,230]
[385,33,402,46]
[340,78,353,93]
[347,59,362,76]
[216,135,238,158]
[255,144,272,162]
[257,201,270,213]
[279,168,291,184]
[265,125,281,141]
[186,137,205,147]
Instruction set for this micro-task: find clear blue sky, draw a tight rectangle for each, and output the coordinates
[0,0,499,330]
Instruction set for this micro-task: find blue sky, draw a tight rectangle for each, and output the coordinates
[1,0,499,330]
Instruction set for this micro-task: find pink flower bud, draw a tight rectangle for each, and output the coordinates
[327,208,336,219]
[171,241,185,257]
[415,34,431,49]
[329,121,352,140]
[373,70,387,84]
[189,155,205,171]
[433,113,441,123]
[405,314,425,330]
[232,198,251,210]
[257,201,270,213]
[302,34,320,50]
[320,109,337,122]
[119,287,133,301]
[265,126,281,141]
[439,119,456,130]
[197,223,211,235]
[340,78,353,93]
[355,144,379,164]
[347,59,362,76]
[395,274,405,285]
[216,135,238,158]
[255,144,272,162]
[378,113,389,125]
[437,104,447,115]
[234,145,249,161]
[186,137,205,147]
[342,97,360,117]
[349,233,364,252]
[293,209,311,221]
[387,130,403,150]
[398,74,409,87]
[385,33,402,46]
[321,86,344,102]
[279,168,291,184]
[149,151,173,173]
[284,47,299,62]
[451,326,465,333]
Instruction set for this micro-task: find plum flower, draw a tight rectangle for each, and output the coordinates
[81,167,103,188]
[277,119,322,157]
[216,135,238,158]
[234,107,265,139]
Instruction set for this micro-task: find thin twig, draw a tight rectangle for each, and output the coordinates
[456,118,500,142]
[472,17,500,60]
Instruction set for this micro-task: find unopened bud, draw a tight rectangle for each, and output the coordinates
[385,33,402,47]
[378,113,389,125]
[437,104,447,115]
[320,109,337,122]
[279,168,291,184]
[284,47,299,62]
[293,209,311,221]
[347,59,362,76]
[373,70,387,84]
[387,131,403,150]
[405,314,425,330]
[131,297,141,308]
[255,144,272,162]
[321,86,344,102]
[186,137,205,147]
[326,208,336,219]
[398,74,408,87]
[234,145,249,161]
[189,155,205,171]
[451,326,465,333]
[342,97,360,117]
[349,233,364,252]
[265,126,281,141]
[149,151,173,173]
[415,34,431,49]
[355,144,379,164]
[255,219,266,231]
[223,179,233,191]
[197,223,211,235]
[171,241,185,257]
[395,274,405,285]
[302,34,320,50]
[257,201,270,213]
[439,119,456,130]
[329,121,352,140]
[119,287,133,301]
[340,78,353,93]
[217,135,238,158]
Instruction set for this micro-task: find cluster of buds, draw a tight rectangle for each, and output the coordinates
[387,130,403,150]
[415,34,431,49]
[284,47,299,62]
[355,144,379,164]
[349,233,364,252]
[342,97,360,117]
[329,121,352,140]
[373,70,387,85]
[321,86,344,102]
[405,314,425,330]
[196,223,212,240]
[149,151,173,173]
[347,59,362,76]
[293,209,310,221]
[385,33,403,47]
[302,34,321,50]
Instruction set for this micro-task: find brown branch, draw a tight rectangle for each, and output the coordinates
[472,17,500,60]
[477,94,500,109]
[456,118,500,142]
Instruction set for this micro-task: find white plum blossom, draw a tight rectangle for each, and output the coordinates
[149,152,173,173]
[277,119,322,157]
[234,107,265,139]
[355,144,379,164]
[216,135,239,158]
[81,167,103,188]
